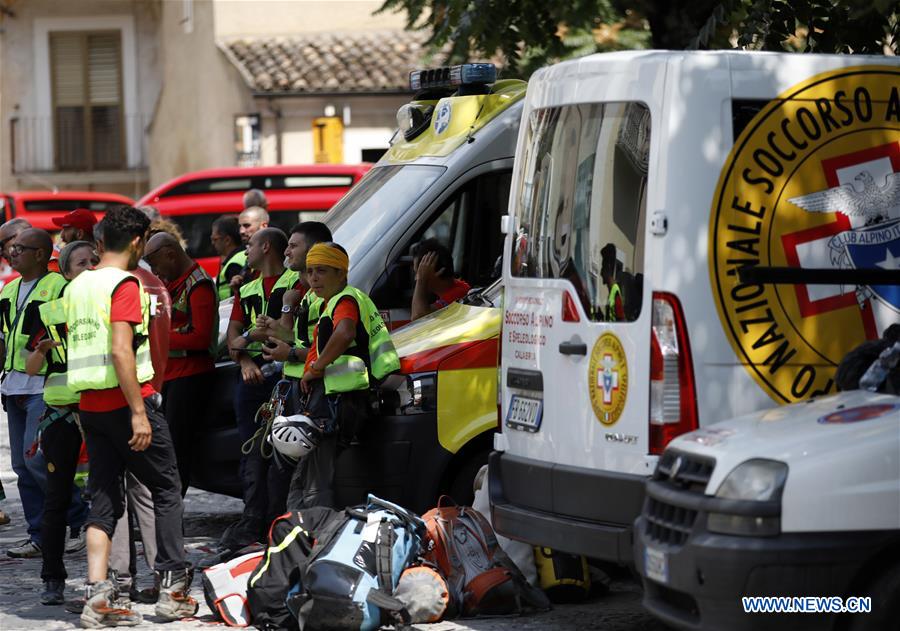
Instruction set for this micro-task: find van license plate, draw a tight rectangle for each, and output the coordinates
[506,395,543,432]
[644,546,668,584]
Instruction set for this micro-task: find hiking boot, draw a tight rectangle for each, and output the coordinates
[7,538,41,558]
[65,527,87,554]
[107,568,135,602]
[64,597,85,615]
[218,515,264,550]
[134,573,160,604]
[41,579,66,605]
[80,580,142,628]
[154,568,198,621]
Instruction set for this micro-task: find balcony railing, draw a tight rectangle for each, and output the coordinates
[10,113,149,174]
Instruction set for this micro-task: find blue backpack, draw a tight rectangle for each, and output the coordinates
[286,495,425,631]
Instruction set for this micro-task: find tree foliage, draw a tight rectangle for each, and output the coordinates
[691,0,899,53]
[377,0,898,78]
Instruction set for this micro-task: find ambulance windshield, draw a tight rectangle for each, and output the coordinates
[511,102,650,322]
[326,164,445,255]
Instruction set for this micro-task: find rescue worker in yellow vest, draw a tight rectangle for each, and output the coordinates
[0,218,33,530]
[600,243,625,322]
[0,228,89,562]
[259,222,333,378]
[63,207,197,627]
[143,232,218,496]
[223,227,301,549]
[23,240,97,605]
[211,215,246,301]
[290,243,400,510]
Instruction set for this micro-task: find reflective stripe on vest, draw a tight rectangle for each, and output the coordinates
[217,249,247,301]
[316,285,400,395]
[64,267,155,392]
[283,290,322,380]
[0,273,67,375]
[170,265,218,359]
[238,268,299,357]
[39,297,80,407]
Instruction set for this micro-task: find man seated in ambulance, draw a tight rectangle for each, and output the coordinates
[410,238,471,321]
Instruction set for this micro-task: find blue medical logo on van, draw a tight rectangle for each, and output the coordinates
[818,403,900,424]
[434,101,452,135]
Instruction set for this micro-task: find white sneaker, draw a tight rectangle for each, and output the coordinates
[7,538,41,558]
[65,528,86,554]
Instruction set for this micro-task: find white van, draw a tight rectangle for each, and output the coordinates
[489,50,900,564]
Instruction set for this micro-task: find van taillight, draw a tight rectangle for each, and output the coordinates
[649,292,698,455]
[562,291,580,322]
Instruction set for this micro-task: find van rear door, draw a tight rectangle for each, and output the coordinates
[501,99,657,481]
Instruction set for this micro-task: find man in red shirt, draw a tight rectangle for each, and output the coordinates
[67,207,196,626]
[143,232,216,496]
[410,238,471,321]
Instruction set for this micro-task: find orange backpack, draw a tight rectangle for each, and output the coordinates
[421,498,550,617]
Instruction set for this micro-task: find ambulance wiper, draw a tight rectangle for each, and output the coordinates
[738,266,900,286]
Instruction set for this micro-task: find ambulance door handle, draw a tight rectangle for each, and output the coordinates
[558,339,587,356]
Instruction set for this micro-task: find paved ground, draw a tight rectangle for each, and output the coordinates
[0,414,668,630]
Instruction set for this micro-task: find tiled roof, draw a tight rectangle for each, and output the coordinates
[220,30,450,94]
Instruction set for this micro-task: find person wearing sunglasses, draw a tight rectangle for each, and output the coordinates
[0,228,88,561]
[0,218,30,529]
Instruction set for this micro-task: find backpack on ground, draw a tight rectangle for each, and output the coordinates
[202,548,265,627]
[247,507,336,631]
[422,497,550,617]
[286,495,425,631]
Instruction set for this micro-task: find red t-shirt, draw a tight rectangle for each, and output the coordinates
[305,297,359,374]
[166,267,216,381]
[79,277,158,413]
[433,278,470,310]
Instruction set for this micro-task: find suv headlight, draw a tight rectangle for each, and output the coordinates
[715,459,787,501]
[707,459,787,536]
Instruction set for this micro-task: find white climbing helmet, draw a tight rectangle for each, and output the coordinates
[270,414,321,460]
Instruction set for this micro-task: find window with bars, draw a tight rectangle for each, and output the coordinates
[49,31,124,171]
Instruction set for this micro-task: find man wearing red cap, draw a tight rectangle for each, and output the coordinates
[52,209,98,247]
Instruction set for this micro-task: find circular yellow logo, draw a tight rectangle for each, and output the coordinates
[710,66,900,404]
[47,462,55,473]
[588,332,628,426]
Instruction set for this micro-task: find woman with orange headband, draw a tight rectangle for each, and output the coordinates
[287,243,399,510]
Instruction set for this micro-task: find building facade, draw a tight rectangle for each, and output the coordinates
[0,0,435,197]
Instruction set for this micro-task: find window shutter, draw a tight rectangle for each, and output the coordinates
[88,33,120,105]
[50,33,84,107]
[49,30,123,171]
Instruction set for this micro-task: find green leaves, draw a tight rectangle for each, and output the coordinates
[375,0,898,79]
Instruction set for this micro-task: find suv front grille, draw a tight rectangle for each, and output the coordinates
[654,450,715,492]
[643,450,716,547]
[644,496,697,547]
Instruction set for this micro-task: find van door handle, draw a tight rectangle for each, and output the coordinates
[558,340,587,356]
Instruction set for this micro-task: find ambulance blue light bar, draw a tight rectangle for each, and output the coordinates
[409,63,496,91]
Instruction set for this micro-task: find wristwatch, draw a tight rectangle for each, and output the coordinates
[281,304,293,314]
